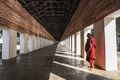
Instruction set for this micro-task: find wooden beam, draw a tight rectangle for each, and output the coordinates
[0,0,55,41]
[62,0,120,40]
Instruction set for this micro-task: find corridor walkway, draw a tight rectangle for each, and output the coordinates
[0,44,120,80]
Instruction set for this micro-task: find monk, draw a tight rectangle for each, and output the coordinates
[85,33,96,71]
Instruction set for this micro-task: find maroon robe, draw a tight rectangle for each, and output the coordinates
[85,37,96,64]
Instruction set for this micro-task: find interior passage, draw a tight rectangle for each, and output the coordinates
[0,44,119,80]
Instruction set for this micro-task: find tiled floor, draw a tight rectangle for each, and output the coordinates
[0,44,120,80]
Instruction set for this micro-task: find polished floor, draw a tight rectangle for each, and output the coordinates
[0,44,120,80]
[118,52,120,70]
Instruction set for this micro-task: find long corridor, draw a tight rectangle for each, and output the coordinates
[0,44,119,80]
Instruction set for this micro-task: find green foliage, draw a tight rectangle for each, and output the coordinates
[116,17,120,32]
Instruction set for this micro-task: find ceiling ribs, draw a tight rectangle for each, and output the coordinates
[17,0,81,40]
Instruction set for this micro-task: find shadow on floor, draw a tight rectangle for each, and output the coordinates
[0,44,114,80]
[50,63,112,80]
[50,52,113,80]
[0,44,58,80]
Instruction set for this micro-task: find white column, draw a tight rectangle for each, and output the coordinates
[72,34,75,53]
[45,39,47,47]
[71,36,72,51]
[39,37,40,48]
[64,39,66,47]
[40,37,42,48]
[41,38,43,48]
[67,37,70,49]
[34,36,37,50]
[68,38,70,49]
[44,39,46,47]
[76,31,81,55]
[20,33,29,54]
[43,38,45,47]
[67,38,69,48]
[39,37,41,48]
[69,36,72,51]
[47,40,49,46]
[37,37,40,49]
[41,38,43,47]
[39,37,42,48]
[74,34,76,53]
[2,29,17,59]
[36,36,39,49]
[65,38,67,48]
[81,30,84,58]
[29,35,34,52]
[94,18,117,71]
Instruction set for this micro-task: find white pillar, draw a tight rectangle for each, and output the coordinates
[39,37,42,48]
[76,31,81,55]
[41,38,43,48]
[41,37,43,48]
[67,37,70,49]
[29,35,34,52]
[39,37,41,48]
[44,39,46,47]
[20,33,29,54]
[67,38,69,48]
[69,36,72,51]
[2,29,17,59]
[71,36,72,51]
[64,40,66,47]
[75,34,77,53]
[46,39,48,46]
[36,36,39,49]
[65,38,67,48]
[81,30,84,58]
[37,37,40,49]
[64,39,66,47]
[43,38,45,47]
[47,40,49,46]
[72,34,75,53]
[34,36,37,50]
[44,39,47,47]
[94,18,117,71]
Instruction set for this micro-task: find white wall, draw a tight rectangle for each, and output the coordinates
[94,18,117,70]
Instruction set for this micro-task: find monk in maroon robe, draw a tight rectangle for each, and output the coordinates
[85,33,96,70]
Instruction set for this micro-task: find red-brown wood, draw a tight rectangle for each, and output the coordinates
[0,0,55,41]
[62,0,120,40]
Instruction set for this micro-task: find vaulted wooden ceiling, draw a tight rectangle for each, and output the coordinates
[0,0,55,41]
[17,0,81,40]
[5,0,120,41]
[61,0,120,40]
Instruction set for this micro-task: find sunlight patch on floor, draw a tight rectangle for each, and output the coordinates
[56,50,80,56]
[55,53,85,61]
[53,61,120,80]
[53,61,90,72]
[56,51,71,54]
[49,72,66,80]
